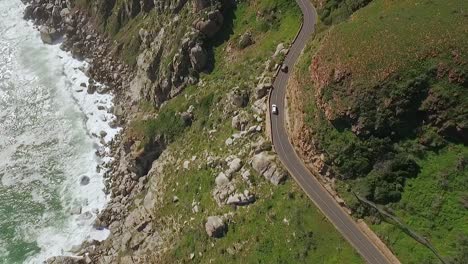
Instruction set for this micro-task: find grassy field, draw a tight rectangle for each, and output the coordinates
[292,0,468,263]
[125,0,364,262]
[315,0,468,85]
[371,145,468,263]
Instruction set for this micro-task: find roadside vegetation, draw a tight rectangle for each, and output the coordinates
[293,0,468,263]
[316,0,372,25]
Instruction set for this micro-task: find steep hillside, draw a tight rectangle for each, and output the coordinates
[289,0,468,263]
[24,0,365,263]
[108,0,364,262]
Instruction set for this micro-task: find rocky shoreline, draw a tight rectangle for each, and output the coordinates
[22,0,139,263]
[21,0,231,263]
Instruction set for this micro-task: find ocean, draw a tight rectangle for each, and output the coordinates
[0,1,117,263]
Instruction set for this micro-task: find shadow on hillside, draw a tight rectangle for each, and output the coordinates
[204,3,237,73]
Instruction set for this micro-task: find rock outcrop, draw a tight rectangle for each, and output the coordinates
[228,88,249,108]
[238,31,253,49]
[255,77,273,99]
[205,216,227,238]
[39,26,60,44]
[131,28,208,106]
[231,111,250,131]
[193,10,224,37]
[252,152,288,185]
[213,172,236,205]
[226,190,255,206]
[189,43,208,71]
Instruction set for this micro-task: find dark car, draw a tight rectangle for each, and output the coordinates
[281,64,288,73]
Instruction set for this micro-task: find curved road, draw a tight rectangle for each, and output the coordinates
[270,0,395,263]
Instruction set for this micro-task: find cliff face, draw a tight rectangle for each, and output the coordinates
[26,0,232,108]
[289,0,468,262]
[80,0,233,107]
[121,0,233,107]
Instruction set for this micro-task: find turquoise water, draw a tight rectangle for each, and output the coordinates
[0,1,110,263]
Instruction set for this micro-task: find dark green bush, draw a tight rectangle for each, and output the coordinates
[362,155,420,204]
[321,129,391,179]
[141,109,186,145]
[319,0,373,25]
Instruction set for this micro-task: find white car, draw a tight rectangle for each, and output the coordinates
[271,104,279,115]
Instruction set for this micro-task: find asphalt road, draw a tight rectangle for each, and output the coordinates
[269,0,395,263]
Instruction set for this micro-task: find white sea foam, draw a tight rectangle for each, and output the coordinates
[0,1,119,263]
[24,61,116,262]
[22,20,120,264]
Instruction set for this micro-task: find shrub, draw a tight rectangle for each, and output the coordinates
[364,155,420,204]
[319,0,373,25]
[148,110,186,141]
[130,109,187,147]
[193,93,215,130]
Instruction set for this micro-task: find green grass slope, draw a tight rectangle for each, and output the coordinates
[293,0,468,263]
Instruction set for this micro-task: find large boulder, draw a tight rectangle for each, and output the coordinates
[189,44,208,71]
[254,84,269,99]
[212,173,236,205]
[60,8,71,18]
[180,111,194,126]
[51,6,62,25]
[227,157,242,174]
[255,77,273,99]
[226,190,255,206]
[251,152,288,185]
[30,6,49,22]
[273,43,288,58]
[231,111,250,131]
[40,26,61,44]
[228,89,249,108]
[215,172,230,186]
[193,10,224,38]
[205,216,227,238]
[238,31,253,49]
[23,5,34,20]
